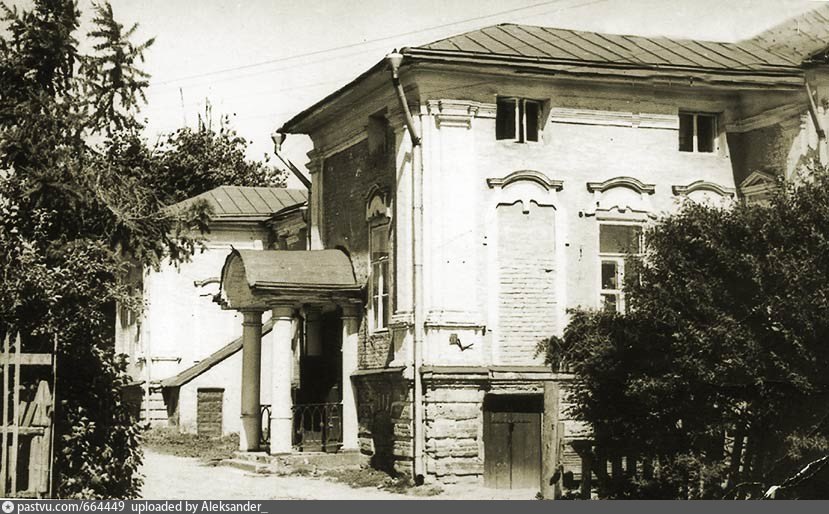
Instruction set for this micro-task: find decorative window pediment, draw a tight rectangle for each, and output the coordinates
[672,180,735,207]
[739,170,778,203]
[487,170,563,213]
[586,176,655,215]
[365,185,391,221]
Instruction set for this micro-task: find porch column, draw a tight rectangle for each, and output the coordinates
[270,305,295,454]
[341,304,360,451]
[240,309,263,451]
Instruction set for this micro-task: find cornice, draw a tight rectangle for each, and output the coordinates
[672,180,735,197]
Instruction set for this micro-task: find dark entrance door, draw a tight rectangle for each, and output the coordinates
[484,394,542,490]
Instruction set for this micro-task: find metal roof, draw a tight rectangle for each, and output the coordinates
[413,18,829,73]
[230,249,358,290]
[168,186,308,222]
[279,6,829,134]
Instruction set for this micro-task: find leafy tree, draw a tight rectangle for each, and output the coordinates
[540,162,829,499]
[0,0,204,498]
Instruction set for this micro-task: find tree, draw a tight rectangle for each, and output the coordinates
[0,0,206,498]
[539,162,829,499]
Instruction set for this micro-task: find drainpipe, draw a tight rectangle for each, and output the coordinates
[805,82,827,163]
[386,51,425,483]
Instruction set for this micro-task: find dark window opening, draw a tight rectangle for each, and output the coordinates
[679,112,717,153]
[496,97,540,142]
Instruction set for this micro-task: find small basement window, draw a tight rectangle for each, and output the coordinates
[496,97,541,143]
[679,112,717,153]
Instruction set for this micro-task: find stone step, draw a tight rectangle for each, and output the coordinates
[223,450,365,475]
[218,459,275,474]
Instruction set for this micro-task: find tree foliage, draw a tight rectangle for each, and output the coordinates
[540,163,829,499]
[0,0,281,498]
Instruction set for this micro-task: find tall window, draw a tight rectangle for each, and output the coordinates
[679,112,717,153]
[370,222,390,331]
[496,97,541,142]
[599,224,642,313]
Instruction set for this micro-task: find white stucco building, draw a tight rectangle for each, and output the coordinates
[135,6,829,496]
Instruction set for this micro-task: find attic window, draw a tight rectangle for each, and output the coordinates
[679,112,717,153]
[496,97,540,143]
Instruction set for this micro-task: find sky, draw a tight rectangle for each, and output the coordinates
[15,0,829,187]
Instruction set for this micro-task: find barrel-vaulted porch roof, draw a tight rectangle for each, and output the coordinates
[218,249,363,309]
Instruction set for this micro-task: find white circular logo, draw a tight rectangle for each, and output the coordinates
[1,500,14,513]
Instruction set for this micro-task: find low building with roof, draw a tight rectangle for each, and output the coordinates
[115,185,308,435]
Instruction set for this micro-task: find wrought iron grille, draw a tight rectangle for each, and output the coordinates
[259,404,271,448]
[292,402,342,452]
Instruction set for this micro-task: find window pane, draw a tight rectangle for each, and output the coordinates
[601,261,619,289]
[601,293,619,312]
[697,114,715,153]
[381,262,389,294]
[381,294,389,328]
[525,100,540,142]
[496,98,516,140]
[678,113,694,152]
[600,225,642,254]
[371,224,388,260]
[372,297,379,327]
[372,264,380,297]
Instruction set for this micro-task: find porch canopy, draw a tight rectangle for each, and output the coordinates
[218,249,363,454]
[219,248,362,308]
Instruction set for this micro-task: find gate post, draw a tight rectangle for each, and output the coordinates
[542,380,561,499]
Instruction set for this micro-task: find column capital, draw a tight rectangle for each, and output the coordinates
[340,303,362,319]
[271,304,295,319]
[241,309,263,326]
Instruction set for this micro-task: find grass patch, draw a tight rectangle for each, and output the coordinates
[142,427,239,463]
[323,467,443,496]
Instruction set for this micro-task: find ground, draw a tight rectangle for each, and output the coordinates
[139,449,539,500]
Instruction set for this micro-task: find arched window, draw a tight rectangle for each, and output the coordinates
[366,188,391,331]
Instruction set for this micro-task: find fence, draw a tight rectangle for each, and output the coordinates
[0,332,56,498]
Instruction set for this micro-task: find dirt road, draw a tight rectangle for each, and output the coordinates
[140,449,537,500]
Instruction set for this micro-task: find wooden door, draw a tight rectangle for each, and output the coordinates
[484,396,542,490]
[196,388,223,437]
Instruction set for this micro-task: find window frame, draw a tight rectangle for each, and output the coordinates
[496,97,542,143]
[598,222,643,313]
[368,219,391,333]
[679,111,719,154]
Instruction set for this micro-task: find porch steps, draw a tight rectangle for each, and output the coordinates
[220,450,365,475]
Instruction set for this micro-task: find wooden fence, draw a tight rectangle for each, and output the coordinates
[0,332,56,498]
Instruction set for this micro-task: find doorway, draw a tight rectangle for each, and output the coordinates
[483,394,542,489]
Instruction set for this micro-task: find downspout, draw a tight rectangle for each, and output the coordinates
[805,81,827,163]
[386,51,425,482]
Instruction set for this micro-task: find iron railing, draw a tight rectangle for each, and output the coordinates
[292,402,342,452]
[259,404,271,448]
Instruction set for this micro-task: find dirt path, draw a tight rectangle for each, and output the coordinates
[140,449,413,500]
[140,449,537,500]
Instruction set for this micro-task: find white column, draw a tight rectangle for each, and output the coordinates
[341,304,360,451]
[239,310,263,452]
[269,305,295,454]
[307,152,324,250]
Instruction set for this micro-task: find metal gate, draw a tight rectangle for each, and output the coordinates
[0,332,56,498]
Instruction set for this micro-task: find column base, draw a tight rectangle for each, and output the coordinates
[269,416,293,455]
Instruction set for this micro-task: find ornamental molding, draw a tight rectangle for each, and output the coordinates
[425,100,497,128]
[487,170,564,191]
[672,180,735,197]
[587,176,656,195]
[586,176,655,215]
[488,170,562,213]
[549,107,677,130]
[365,184,391,221]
